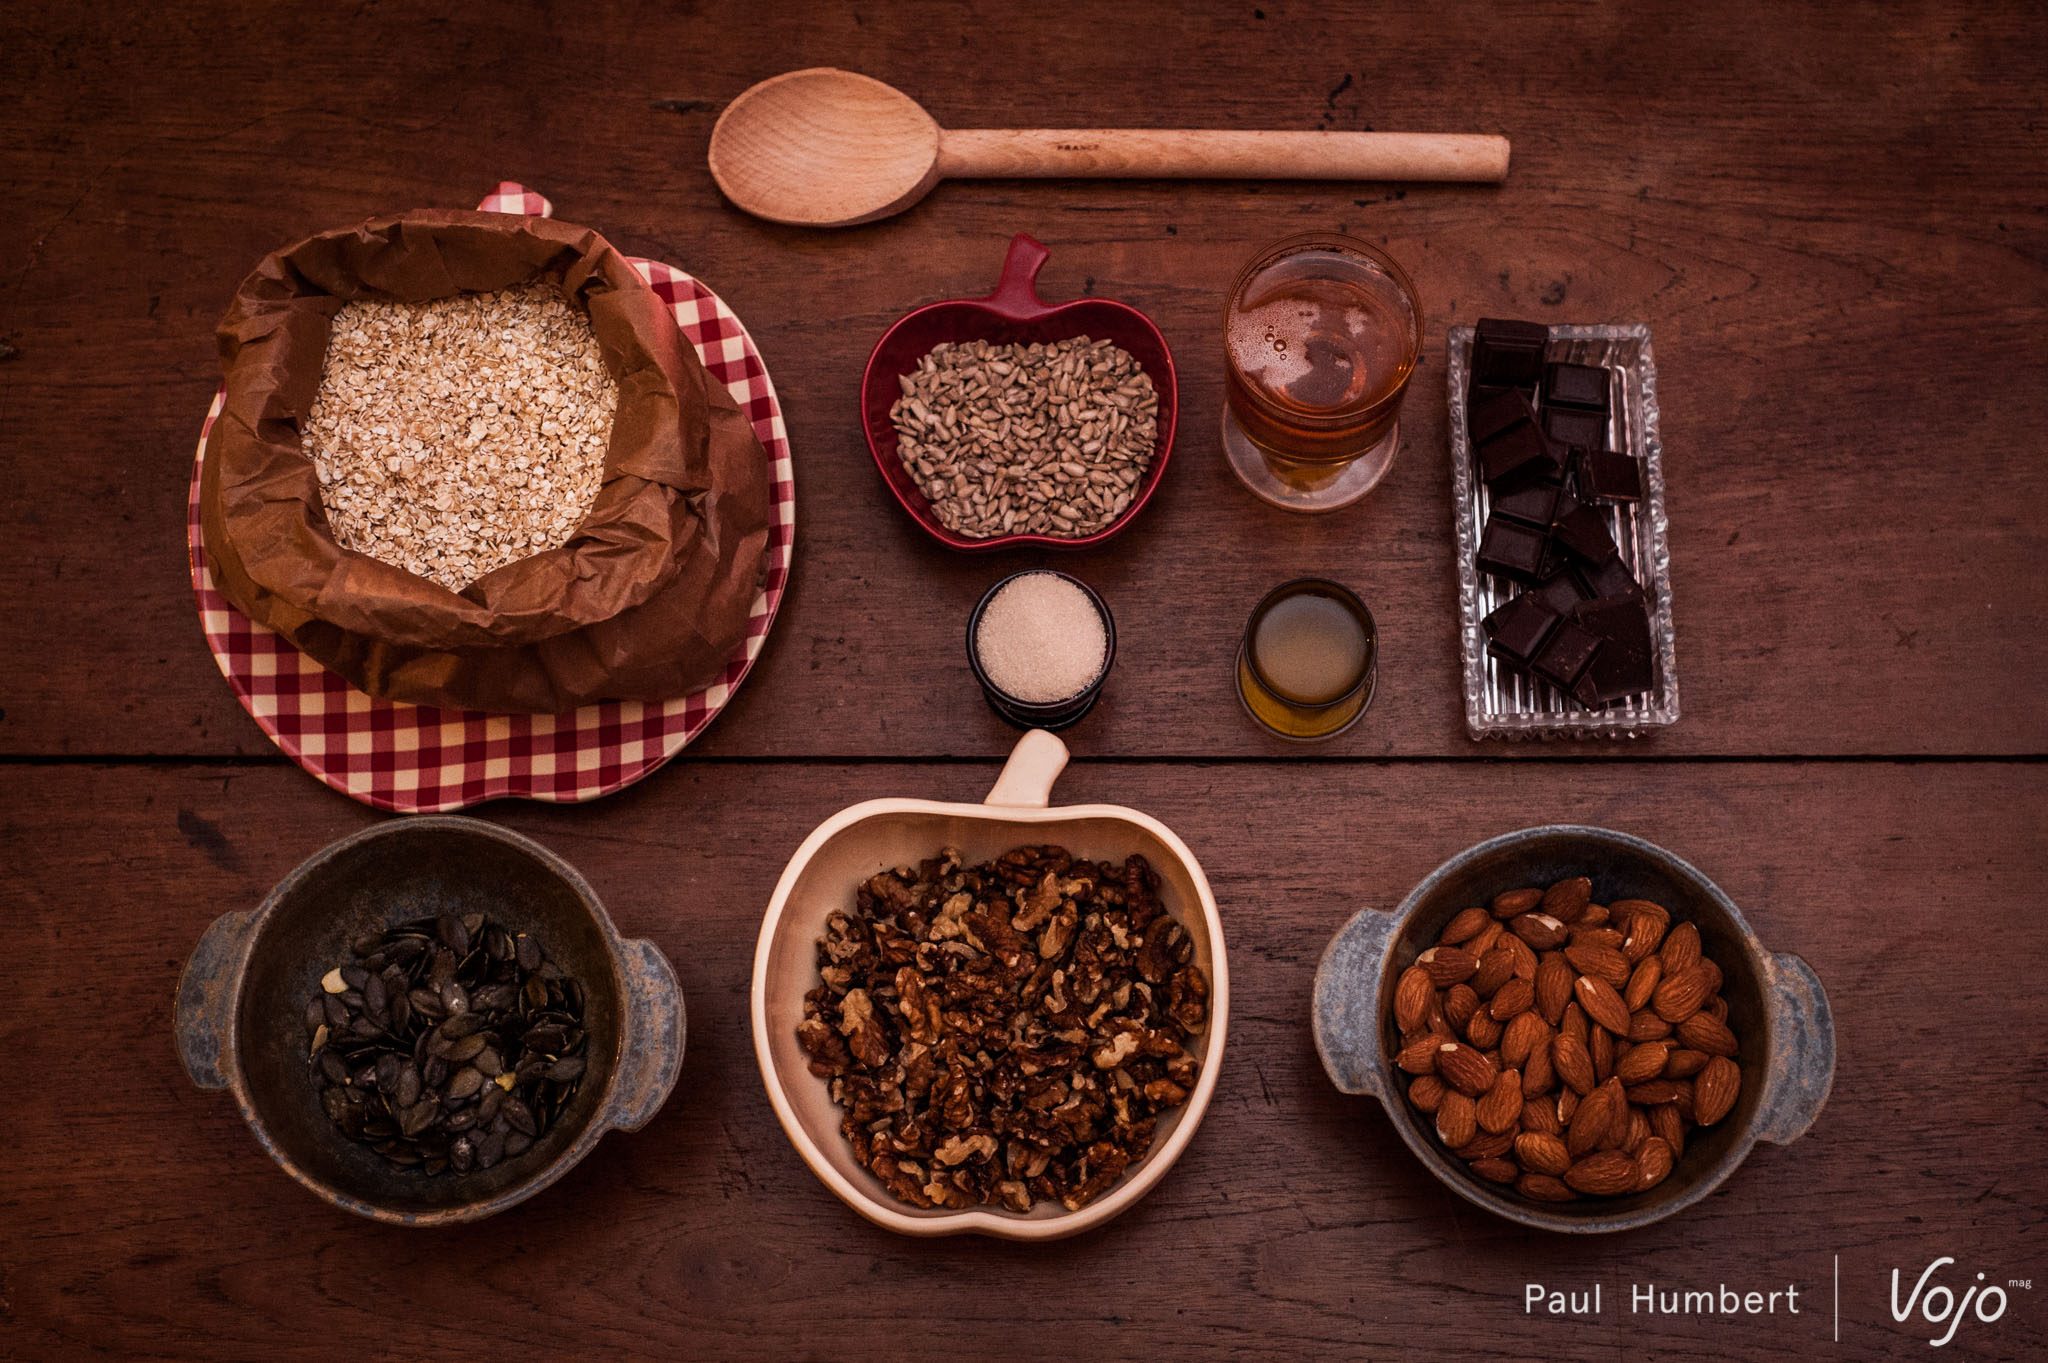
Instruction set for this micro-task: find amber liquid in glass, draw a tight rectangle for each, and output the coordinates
[1236,578,1377,741]
[1221,235,1420,511]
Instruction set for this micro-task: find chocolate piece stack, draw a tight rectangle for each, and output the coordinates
[1468,318,1654,707]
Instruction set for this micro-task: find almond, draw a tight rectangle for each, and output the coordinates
[1559,1002,1589,1048]
[1441,906,1491,945]
[1591,1024,1615,1082]
[1418,945,1479,986]
[1468,921,1505,957]
[1435,1041,1497,1096]
[1579,903,1610,928]
[1628,1009,1673,1042]
[1478,1070,1523,1134]
[1566,1080,1620,1156]
[1522,1096,1562,1135]
[1510,912,1569,950]
[1499,933,1539,980]
[1694,1056,1742,1126]
[1565,1150,1637,1195]
[1470,944,1516,996]
[1574,975,1633,1036]
[1464,1010,1503,1048]
[1664,1048,1710,1079]
[1517,1172,1577,1202]
[1534,954,1573,1024]
[1634,1135,1676,1190]
[1617,1040,1671,1085]
[1456,1130,1514,1160]
[1395,1032,1453,1075]
[1444,982,1480,1029]
[1613,898,1670,958]
[1469,1156,1518,1184]
[1566,942,1630,989]
[1623,1107,1651,1153]
[1650,1103,1686,1155]
[1624,1079,1690,1107]
[1435,1090,1478,1147]
[1570,926,1627,953]
[1393,966,1435,1034]
[1515,1130,1573,1176]
[1624,956,1663,1011]
[1660,921,1701,974]
[1501,1010,1549,1066]
[1521,1034,1556,1096]
[1488,978,1536,1022]
[1552,1032,1595,1096]
[1491,887,1542,920]
[1652,962,1714,1022]
[1542,875,1593,923]
[1676,1011,1739,1057]
[1407,1074,1445,1113]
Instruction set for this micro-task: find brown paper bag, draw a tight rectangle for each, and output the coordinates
[201,209,770,713]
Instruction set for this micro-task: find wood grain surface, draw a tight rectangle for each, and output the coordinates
[5,761,2044,1361]
[2,1,2045,1360]
[1,1,2043,758]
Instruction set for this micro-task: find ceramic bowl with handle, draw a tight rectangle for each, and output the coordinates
[1312,824,1834,1233]
[175,816,685,1225]
[859,233,1179,551]
[751,729,1227,1239]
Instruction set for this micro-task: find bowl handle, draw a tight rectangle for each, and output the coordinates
[605,938,688,1133]
[983,729,1070,808]
[977,233,1053,320]
[1752,950,1836,1146]
[1312,907,1399,1101]
[175,909,255,1091]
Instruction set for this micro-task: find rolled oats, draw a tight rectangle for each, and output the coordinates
[305,282,617,592]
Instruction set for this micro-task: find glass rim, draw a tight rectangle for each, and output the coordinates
[1240,576,1378,710]
[1221,231,1423,430]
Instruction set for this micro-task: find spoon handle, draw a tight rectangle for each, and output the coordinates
[938,128,1509,183]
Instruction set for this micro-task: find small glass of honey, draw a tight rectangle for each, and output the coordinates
[1236,577,1378,740]
[1221,232,1421,513]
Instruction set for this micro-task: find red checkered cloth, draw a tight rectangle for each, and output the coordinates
[187,185,796,812]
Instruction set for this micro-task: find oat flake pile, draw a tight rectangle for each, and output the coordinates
[306,281,618,592]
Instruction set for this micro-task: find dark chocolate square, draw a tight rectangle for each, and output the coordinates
[1579,449,1643,502]
[1532,619,1603,693]
[1542,405,1609,452]
[1470,388,1536,448]
[1491,479,1565,529]
[1469,382,1519,411]
[1476,517,1551,584]
[1573,556,1641,602]
[1574,596,1655,701]
[1479,424,1569,489]
[1483,593,1560,666]
[1531,571,1592,614]
[1472,318,1548,389]
[1542,361,1610,412]
[1554,503,1619,563]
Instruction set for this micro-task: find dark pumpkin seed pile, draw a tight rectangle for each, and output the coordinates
[303,912,589,1175]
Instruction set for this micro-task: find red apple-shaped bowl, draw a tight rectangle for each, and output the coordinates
[860,233,1179,551]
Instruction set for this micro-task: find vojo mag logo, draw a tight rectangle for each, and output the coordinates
[1891,1256,2024,1348]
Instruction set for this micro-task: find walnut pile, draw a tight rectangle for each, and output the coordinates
[799,845,1207,1213]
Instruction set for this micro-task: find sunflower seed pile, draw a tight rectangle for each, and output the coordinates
[304,912,589,1175]
[890,337,1158,539]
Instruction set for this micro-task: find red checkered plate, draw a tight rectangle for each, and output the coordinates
[186,184,796,812]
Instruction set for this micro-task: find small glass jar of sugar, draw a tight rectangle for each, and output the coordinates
[966,571,1116,731]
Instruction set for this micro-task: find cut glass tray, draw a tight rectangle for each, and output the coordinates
[1447,323,1680,739]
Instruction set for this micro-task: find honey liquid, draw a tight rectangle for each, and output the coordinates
[1224,246,1418,464]
[1237,579,1377,741]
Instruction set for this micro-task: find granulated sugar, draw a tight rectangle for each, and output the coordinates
[974,572,1107,704]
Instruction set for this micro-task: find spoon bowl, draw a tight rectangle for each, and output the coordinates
[709,69,943,227]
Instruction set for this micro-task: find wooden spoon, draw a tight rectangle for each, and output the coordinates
[705,68,1510,228]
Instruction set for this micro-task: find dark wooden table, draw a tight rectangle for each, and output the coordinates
[5,3,2043,1359]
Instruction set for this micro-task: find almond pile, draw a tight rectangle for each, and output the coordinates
[1392,876,1743,1202]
